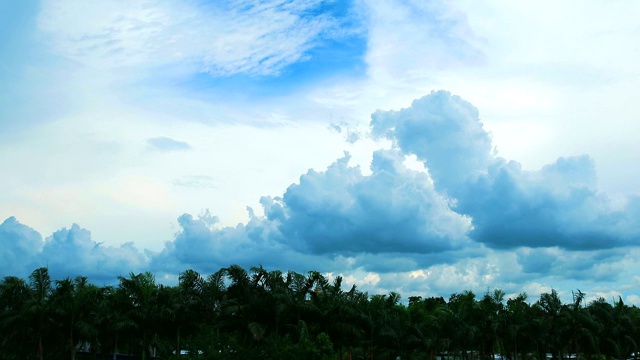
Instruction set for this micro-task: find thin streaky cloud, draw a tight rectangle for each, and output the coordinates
[147,137,191,152]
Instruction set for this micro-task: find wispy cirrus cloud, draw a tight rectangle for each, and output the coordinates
[172,175,218,189]
[364,0,485,82]
[38,0,364,77]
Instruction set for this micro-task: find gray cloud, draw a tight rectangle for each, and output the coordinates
[147,137,191,152]
[372,90,640,251]
[516,247,626,282]
[36,224,149,282]
[329,122,361,143]
[0,217,43,277]
[456,156,639,250]
[149,211,331,275]
[371,90,494,192]
[0,218,148,282]
[263,149,472,255]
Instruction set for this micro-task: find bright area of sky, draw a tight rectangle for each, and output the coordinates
[2,0,640,304]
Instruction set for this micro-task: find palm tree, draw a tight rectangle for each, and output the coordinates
[0,275,34,359]
[259,267,296,342]
[478,289,505,360]
[0,268,57,360]
[535,289,565,360]
[94,285,136,360]
[503,293,532,360]
[50,276,101,360]
[174,269,206,354]
[26,267,55,360]
[611,297,638,360]
[363,292,409,359]
[285,270,317,327]
[117,271,161,360]
[563,290,598,359]
[221,264,255,347]
[310,275,365,360]
[588,296,637,360]
[448,290,480,360]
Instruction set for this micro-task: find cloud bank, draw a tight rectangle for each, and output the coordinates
[2,91,639,301]
[0,217,147,281]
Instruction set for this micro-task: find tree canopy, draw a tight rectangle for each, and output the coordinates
[1,266,639,360]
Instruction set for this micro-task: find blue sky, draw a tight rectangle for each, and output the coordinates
[2,0,640,304]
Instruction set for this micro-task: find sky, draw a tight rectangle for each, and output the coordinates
[2,0,640,305]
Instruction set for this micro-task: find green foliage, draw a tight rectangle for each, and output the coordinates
[2,265,640,360]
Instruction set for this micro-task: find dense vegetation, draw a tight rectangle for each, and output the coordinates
[1,266,639,360]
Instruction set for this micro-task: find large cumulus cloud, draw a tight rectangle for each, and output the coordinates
[0,218,148,281]
[38,224,148,281]
[0,217,43,277]
[458,157,640,249]
[372,90,640,251]
[151,148,474,275]
[263,149,472,255]
[371,91,495,192]
[148,211,307,273]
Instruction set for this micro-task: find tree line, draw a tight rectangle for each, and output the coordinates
[1,266,639,360]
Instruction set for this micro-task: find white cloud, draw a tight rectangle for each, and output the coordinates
[38,0,347,76]
[363,0,484,83]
